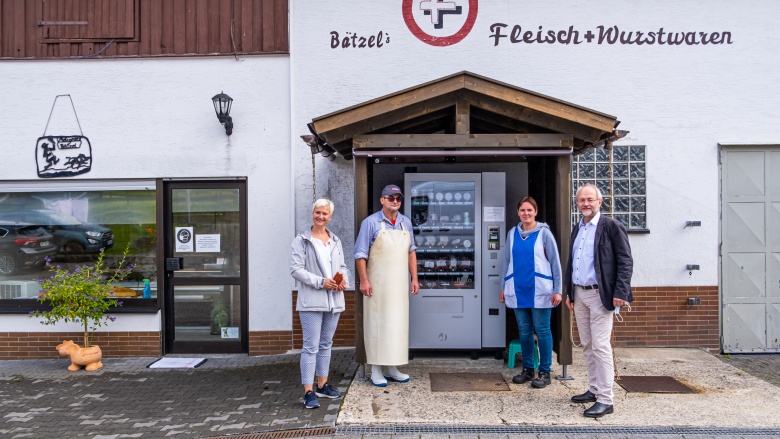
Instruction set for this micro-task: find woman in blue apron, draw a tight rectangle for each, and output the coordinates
[500,197,562,388]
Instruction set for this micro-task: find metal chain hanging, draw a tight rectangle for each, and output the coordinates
[311,154,317,202]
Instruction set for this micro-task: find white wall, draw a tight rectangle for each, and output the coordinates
[291,0,780,287]
[0,56,294,332]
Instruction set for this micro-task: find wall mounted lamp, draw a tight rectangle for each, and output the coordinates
[212,92,233,136]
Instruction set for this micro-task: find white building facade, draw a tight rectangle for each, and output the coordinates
[0,0,777,359]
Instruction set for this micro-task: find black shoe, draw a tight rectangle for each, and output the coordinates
[583,402,613,418]
[570,390,598,403]
[531,371,551,388]
[512,367,535,384]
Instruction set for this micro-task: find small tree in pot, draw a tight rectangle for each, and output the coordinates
[30,246,133,371]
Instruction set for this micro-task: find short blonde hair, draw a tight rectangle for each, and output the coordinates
[312,198,335,215]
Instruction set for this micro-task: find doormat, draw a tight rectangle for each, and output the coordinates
[147,358,207,369]
[429,373,509,392]
[616,375,695,393]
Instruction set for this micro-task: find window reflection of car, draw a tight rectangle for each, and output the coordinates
[0,225,58,276]
[0,210,114,255]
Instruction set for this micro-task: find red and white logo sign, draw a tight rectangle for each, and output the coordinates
[402,0,478,47]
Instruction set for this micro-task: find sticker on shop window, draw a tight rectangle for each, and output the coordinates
[221,327,239,339]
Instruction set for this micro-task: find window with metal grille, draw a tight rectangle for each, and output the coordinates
[571,145,648,232]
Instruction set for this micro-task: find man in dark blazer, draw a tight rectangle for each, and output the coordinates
[565,183,633,418]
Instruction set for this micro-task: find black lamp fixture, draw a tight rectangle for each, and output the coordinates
[212,91,234,135]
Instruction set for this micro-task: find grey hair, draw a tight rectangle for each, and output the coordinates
[576,183,603,200]
[312,198,335,215]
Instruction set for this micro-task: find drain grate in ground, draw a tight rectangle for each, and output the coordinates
[204,427,335,439]
[616,375,696,393]
[429,372,509,392]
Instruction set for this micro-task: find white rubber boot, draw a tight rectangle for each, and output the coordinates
[370,365,388,387]
[383,366,410,383]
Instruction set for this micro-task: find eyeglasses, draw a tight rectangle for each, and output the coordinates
[577,198,598,204]
[384,196,402,202]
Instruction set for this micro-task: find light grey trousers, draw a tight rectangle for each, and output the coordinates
[573,286,615,405]
[299,310,341,385]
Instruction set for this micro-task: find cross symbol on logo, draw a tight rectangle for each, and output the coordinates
[420,0,462,29]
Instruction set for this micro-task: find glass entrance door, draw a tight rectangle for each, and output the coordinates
[163,181,247,354]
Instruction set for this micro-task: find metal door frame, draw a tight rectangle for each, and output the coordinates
[161,180,248,354]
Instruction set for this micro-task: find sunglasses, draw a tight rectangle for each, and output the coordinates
[384,195,402,202]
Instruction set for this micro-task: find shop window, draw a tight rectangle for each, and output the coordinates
[571,145,648,232]
[0,184,157,312]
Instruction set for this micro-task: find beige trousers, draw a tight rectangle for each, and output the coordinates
[573,286,614,405]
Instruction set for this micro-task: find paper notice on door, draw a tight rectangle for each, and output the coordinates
[195,234,220,252]
[483,207,505,222]
[175,227,194,252]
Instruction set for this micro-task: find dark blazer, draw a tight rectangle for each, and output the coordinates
[564,214,634,311]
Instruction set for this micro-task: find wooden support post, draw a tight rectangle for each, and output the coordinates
[353,154,369,364]
[556,153,573,366]
[455,100,470,134]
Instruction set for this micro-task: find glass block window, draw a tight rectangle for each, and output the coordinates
[571,145,647,231]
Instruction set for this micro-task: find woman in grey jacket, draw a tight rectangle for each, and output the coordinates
[290,199,350,409]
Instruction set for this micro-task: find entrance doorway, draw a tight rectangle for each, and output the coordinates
[162,181,248,354]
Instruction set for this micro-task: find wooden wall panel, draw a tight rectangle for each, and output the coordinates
[0,0,288,59]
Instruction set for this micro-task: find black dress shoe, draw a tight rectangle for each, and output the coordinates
[512,367,535,384]
[583,402,614,418]
[570,390,597,403]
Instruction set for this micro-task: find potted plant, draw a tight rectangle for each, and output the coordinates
[30,246,133,371]
[210,297,229,335]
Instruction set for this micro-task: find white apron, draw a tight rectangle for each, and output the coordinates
[364,221,411,365]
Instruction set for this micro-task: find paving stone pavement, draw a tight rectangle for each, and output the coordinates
[2,350,780,439]
[0,348,357,439]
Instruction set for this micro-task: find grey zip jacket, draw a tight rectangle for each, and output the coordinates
[290,228,350,312]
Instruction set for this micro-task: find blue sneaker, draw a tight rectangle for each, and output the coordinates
[303,391,320,409]
[315,382,341,399]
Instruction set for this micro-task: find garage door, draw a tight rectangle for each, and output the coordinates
[721,145,780,353]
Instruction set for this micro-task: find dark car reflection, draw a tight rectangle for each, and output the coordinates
[0,225,58,276]
[0,210,114,256]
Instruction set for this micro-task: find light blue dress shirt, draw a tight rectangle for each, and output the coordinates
[572,211,601,287]
[354,210,417,260]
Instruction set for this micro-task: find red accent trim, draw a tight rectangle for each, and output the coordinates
[402,0,478,47]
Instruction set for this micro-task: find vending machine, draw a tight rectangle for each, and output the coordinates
[404,172,506,351]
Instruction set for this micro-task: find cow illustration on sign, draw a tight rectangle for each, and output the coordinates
[35,95,92,178]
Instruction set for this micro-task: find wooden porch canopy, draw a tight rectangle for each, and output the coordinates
[305,71,623,159]
[304,71,624,368]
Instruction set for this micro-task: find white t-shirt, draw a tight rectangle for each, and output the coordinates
[311,237,333,278]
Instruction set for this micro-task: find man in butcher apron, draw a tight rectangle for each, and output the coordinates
[354,184,420,387]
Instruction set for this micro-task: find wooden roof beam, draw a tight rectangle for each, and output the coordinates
[372,107,454,134]
[464,76,616,132]
[316,93,457,144]
[311,76,466,134]
[353,133,573,150]
[464,91,606,142]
